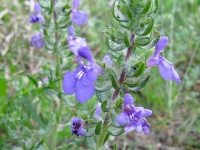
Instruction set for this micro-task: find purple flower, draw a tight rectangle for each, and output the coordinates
[62,46,102,103]
[94,103,103,121]
[68,26,87,55]
[71,117,86,136]
[146,37,181,83]
[30,32,44,49]
[116,94,152,134]
[71,0,88,26]
[102,55,112,66]
[29,2,45,23]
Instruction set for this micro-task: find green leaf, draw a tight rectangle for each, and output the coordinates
[86,137,96,150]
[111,1,129,22]
[95,121,103,135]
[23,97,46,129]
[123,31,131,47]
[135,37,150,46]
[116,54,124,67]
[133,62,146,77]
[27,75,38,87]
[110,74,120,89]
[107,126,124,136]
[129,75,150,91]
[134,17,154,36]
[106,37,126,51]
[103,132,110,144]
[140,35,160,50]
[152,0,158,14]
[141,0,152,14]
[101,101,107,112]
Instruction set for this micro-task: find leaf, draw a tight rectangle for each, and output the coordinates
[129,75,150,91]
[114,143,117,150]
[86,137,96,150]
[141,0,152,14]
[95,121,103,135]
[140,35,160,50]
[107,126,124,136]
[23,97,46,129]
[116,54,124,67]
[106,37,126,51]
[132,62,146,77]
[95,83,112,92]
[103,132,110,144]
[152,0,158,14]
[111,1,129,22]
[101,100,107,112]
[135,36,150,46]
[27,75,38,87]
[123,31,131,47]
[110,74,120,89]
[134,17,154,36]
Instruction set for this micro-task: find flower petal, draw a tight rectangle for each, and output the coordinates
[85,70,97,82]
[144,109,152,117]
[136,125,142,133]
[154,37,169,57]
[71,117,82,123]
[124,94,134,105]
[62,72,76,95]
[72,10,88,26]
[146,57,159,67]
[73,0,80,9]
[103,55,112,66]
[69,37,87,55]
[78,46,93,62]
[158,57,173,81]
[116,112,129,126]
[77,128,87,136]
[124,125,136,132]
[172,66,181,83]
[34,2,41,14]
[68,26,75,36]
[75,79,95,103]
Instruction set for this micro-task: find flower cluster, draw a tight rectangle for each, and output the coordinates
[29,2,44,49]
[116,94,152,134]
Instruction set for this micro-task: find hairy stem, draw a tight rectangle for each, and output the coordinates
[96,113,110,149]
[51,0,63,149]
[112,34,135,100]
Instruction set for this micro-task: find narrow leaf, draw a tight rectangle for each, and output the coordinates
[95,121,102,135]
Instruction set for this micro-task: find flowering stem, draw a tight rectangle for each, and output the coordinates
[51,0,63,149]
[112,34,135,100]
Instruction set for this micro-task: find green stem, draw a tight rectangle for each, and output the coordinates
[51,0,63,149]
[96,113,110,149]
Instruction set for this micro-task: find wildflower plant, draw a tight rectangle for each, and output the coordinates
[1,0,182,149]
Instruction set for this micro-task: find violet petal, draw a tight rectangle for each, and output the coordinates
[124,94,134,105]
[75,79,95,103]
[116,112,129,126]
[62,72,76,95]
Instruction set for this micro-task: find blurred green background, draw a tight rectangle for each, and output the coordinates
[0,0,200,149]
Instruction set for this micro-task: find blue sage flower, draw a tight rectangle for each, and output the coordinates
[30,32,44,49]
[146,37,181,83]
[29,2,45,23]
[102,55,112,67]
[68,26,87,56]
[71,117,86,136]
[116,94,152,134]
[71,0,88,26]
[94,103,103,121]
[62,46,102,103]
